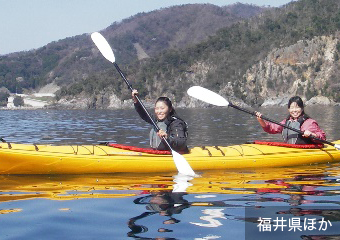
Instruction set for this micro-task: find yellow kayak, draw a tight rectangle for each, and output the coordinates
[0,141,340,174]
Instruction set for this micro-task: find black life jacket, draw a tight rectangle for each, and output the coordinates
[282,114,313,144]
[150,116,188,151]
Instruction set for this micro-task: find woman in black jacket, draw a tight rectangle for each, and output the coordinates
[132,90,189,153]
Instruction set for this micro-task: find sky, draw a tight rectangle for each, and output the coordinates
[0,0,294,55]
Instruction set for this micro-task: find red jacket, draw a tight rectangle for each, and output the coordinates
[262,118,326,141]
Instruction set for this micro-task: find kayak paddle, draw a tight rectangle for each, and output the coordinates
[187,86,340,150]
[91,32,196,176]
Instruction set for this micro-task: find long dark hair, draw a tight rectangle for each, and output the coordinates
[156,97,177,117]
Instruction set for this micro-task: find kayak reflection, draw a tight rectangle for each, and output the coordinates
[301,234,340,240]
[127,190,237,238]
[127,174,243,239]
[0,165,338,203]
[277,208,340,222]
[0,165,339,239]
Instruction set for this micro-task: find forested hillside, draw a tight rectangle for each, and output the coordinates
[1,0,340,109]
[59,0,340,108]
[0,3,263,96]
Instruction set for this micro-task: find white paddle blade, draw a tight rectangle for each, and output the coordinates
[334,144,340,150]
[187,86,229,107]
[91,32,115,63]
[171,150,196,176]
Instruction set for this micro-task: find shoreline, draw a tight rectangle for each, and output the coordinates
[1,103,339,111]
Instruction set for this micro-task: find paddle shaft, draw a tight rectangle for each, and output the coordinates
[228,102,334,147]
[113,62,173,150]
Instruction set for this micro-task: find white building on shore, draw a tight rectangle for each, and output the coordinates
[7,96,15,108]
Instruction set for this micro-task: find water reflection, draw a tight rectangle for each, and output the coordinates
[128,191,190,238]
[301,234,340,240]
[1,164,340,238]
[123,165,340,239]
[0,165,339,203]
[127,174,190,238]
[127,173,234,239]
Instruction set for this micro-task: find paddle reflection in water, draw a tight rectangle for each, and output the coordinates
[128,174,192,237]
[128,191,189,237]
[127,173,239,239]
[1,165,340,239]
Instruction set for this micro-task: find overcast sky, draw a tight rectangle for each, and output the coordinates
[0,0,294,55]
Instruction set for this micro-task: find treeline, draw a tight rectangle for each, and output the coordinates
[0,3,263,96]
[1,0,340,105]
[58,0,340,104]
[0,35,93,93]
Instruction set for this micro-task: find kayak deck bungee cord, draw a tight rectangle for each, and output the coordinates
[0,140,339,174]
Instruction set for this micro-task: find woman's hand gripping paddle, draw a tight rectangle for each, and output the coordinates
[187,86,340,150]
[91,32,196,176]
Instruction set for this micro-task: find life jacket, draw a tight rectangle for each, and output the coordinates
[282,115,313,144]
[150,121,167,149]
[149,116,188,151]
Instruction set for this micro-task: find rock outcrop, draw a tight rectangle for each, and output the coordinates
[55,33,340,109]
[243,33,340,106]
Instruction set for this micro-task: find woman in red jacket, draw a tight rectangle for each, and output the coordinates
[255,96,326,144]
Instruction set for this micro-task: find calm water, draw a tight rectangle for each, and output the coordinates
[1,106,340,240]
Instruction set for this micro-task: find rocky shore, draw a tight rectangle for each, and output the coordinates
[3,91,338,110]
[51,93,339,110]
[262,95,338,107]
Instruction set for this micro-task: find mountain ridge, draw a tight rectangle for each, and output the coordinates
[1,0,340,109]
